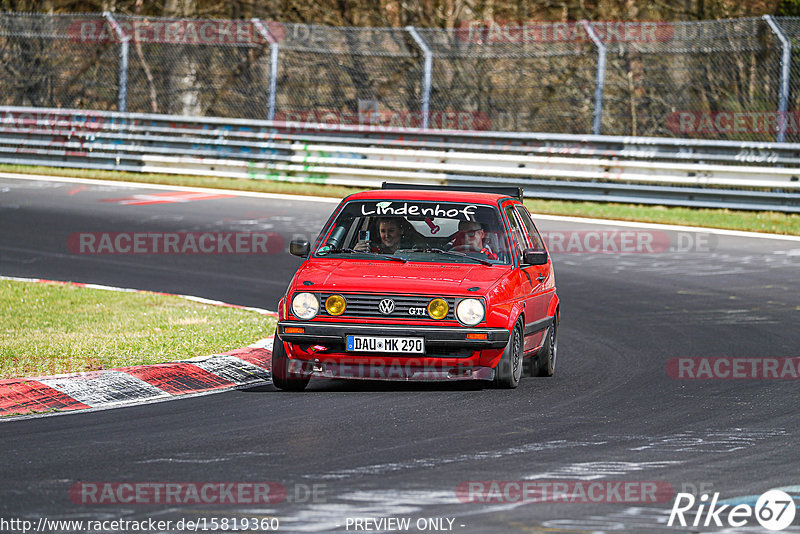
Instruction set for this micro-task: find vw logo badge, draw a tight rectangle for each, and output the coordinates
[378,299,396,315]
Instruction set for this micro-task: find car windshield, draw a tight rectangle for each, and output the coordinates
[315,200,511,264]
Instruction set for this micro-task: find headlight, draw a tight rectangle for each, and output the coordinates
[427,298,449,320]
[325,294,347,316]
[456,298,484,326]
[291,292,319,320]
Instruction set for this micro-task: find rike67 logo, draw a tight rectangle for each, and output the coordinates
[668,489,796,531]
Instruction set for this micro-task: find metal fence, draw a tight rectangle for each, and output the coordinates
[5,13,800,142]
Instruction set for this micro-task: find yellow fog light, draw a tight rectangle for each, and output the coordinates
[325,294,347,316]
[427,298,449,320]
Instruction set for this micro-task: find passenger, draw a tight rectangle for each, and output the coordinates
[354,217,405,254]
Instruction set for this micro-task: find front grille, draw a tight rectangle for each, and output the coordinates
[319,293,457,320]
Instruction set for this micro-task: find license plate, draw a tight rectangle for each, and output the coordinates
[346,335,425,353]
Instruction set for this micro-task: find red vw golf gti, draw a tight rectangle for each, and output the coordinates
[273,184,559,391]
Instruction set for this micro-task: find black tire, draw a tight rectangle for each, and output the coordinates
[534,314,558,377]
[271,334,310,391]
[494,319,523,389]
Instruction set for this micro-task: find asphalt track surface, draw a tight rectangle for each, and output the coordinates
[1,175,800,533]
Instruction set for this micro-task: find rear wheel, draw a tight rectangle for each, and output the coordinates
[534,314,558,377]
[271,334,310,391]
[494,319,523,389]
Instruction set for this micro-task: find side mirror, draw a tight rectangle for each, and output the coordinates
[290,240,310,258]
[522,248,548,266]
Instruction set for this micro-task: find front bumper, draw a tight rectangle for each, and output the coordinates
[288,359,495,382]
[277,321,510,350]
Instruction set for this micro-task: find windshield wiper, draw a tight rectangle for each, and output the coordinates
[398,248,494,266]
[323,247,407,263]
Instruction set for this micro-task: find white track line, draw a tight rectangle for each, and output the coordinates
[2,171,798,241]
[531,214,800,242]
[0,171,340,204]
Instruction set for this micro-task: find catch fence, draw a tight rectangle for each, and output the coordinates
[5,13,800,142]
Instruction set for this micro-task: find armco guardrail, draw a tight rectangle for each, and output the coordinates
[1,106,800,212]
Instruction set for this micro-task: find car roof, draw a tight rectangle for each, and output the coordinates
[345,189,517,204]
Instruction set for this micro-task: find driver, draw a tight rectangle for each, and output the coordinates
[449,220,498,260]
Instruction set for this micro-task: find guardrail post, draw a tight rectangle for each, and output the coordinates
[763,15,792,143]
[104,12,129,113]
[405,26,432,130]
[581,20,606,136]
[252,19,280,121]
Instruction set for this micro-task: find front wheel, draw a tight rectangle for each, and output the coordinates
[494,319,523,389]
[271,334,310,391]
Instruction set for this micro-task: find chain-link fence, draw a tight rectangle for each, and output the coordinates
[4,12,800,142]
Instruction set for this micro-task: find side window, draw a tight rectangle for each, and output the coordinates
[504,205,527,261]
[515,206,545,251]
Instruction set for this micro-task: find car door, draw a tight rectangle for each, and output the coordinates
[504,203,551,352]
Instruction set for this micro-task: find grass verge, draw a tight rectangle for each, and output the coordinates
[1,163,799,236]
[0,279,276,379]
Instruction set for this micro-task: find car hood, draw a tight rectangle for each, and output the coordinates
[293,259,509,295]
